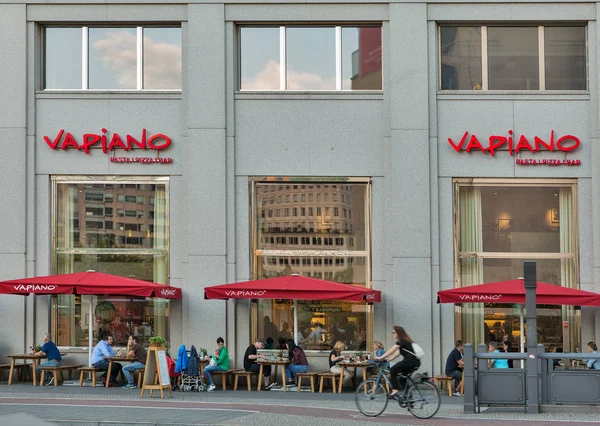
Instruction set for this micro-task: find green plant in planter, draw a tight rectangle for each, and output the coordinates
[33,345,42,352]
[148,336,167,347]
[354,351,364,360]
[277,350,285,358]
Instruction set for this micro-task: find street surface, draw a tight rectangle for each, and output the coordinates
[1,382,599,425]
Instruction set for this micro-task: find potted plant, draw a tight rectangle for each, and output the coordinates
[277,350,285,359]
[354,351,364,361]
[148,336,167,347]
[34,345,42,352]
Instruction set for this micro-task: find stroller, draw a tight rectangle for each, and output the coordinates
[176,345,207,392]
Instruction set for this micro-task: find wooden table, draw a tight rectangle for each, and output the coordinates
[257,358,291,391]
[7,353,67,386]
[7,354,43,386]
[337,360,374,393]
[106,356,136,387]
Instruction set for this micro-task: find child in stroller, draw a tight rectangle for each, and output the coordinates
[175,345,207,392]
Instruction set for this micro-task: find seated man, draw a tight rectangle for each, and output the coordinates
[244,338,274,390]
[122,335,147,389]
[34,333,62,386]
[445,339,464,396]
[91,335,122,386]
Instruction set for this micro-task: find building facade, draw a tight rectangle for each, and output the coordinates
[0,0,598,374]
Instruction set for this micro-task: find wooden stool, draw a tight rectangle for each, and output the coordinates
[434,375,453,396]
[296,372,319,392]
[370,374,390,392]
[78,367,102,387]
[134,368,145,388]
[212,369,238,391]
[233,370,257,391]
[318,372,339,393]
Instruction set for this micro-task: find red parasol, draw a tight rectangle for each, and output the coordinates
[0,271,181,299]
[204,274,380,303]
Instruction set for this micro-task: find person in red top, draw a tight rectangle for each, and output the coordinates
[284,339,308,385]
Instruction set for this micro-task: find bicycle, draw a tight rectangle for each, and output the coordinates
[354,363,441,419]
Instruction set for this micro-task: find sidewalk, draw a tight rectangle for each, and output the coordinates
[0,382,599,425]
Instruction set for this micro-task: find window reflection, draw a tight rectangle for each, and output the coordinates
[143,28,182,90]
[56,183,166,249]
[440,27,482,90]
[240,27,280,90]
[89,28,137,89]
[45,28,82,89]
[253,181,371,351]
[53,178,170,348]
[286,27,336,90]
[342,27,382,90]
[545,26,586,90]
[487,27,539,90]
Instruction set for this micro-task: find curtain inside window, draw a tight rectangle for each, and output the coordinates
[153,185,168,337]
[560,188,577,350]
[459,187,484,346]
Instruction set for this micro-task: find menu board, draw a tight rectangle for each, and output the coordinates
[157,349,170,387]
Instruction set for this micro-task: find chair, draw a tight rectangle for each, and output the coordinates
[233,370,258,391]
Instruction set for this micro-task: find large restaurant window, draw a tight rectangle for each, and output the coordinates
[44,26,182,90]
[251,178,372,351]
[440,25,587,91]
[52,176,170,348]
[453,179,579,352]
[240,26,382,91]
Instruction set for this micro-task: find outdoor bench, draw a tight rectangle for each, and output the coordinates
[211,368,242,391]
[295,371,319,392]
[233,369,258,391]
[78,367,102,387]
[40,364,84,386]
[0,363,30,382]
[318,371,339,393]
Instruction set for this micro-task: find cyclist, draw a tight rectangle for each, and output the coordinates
[374,325,420,399]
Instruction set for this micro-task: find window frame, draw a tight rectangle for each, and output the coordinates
[249,176,374,350]
[438,24,588,92]
[238,25,383,92]
[42,25,182,91]
[51,175,171,349]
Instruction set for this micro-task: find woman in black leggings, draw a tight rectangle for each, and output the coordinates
[374,325,420,398]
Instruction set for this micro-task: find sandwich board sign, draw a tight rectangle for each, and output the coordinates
[140,346,172,398]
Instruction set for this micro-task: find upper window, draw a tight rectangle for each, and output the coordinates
[44,26,182,90]
[440,26,587,91]
[240,26,382,91]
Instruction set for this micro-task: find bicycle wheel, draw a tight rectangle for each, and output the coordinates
[407,380,441,419]
[355,378,389,417]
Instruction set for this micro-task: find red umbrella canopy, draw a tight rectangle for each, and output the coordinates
[437,279,600,306]
[205,275,381,303]
[0,271,181,299]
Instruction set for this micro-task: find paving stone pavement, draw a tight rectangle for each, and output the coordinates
[1,382,600,425]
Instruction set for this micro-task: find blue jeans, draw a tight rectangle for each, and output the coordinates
[37,359,60,380]
[285,364,308,380]
[204,365,226,385]
[122,362,145,384]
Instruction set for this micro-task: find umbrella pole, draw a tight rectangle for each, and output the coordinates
[294,300,298,345]
[89,301,93,367]
[520,304,525,368]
